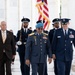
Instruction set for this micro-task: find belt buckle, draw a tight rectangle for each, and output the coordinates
[24,42,26,44]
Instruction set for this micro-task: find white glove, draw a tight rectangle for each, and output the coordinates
[17,41,22,45]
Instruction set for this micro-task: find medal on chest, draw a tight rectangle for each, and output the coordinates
[34,36,37,45]
[69,31,74,38]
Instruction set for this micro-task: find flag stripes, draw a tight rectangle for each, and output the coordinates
[36,0,50,30]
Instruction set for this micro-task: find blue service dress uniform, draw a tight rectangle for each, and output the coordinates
[16,28,32,75]
[49,28,55,43]
[48,28,58,75]
[52,28,75,75]
[25,32,52,75]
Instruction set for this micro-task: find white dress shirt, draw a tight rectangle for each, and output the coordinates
[1,30,7,43]
[63,29,68,35]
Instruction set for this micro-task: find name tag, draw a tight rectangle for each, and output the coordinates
[57,36,61,38]
[69,34,74,38]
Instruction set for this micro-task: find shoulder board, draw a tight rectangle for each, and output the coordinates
[28,33,35,36]
[43,32,48,36]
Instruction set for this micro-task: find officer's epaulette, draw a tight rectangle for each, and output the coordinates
[28,32,35,36]
[43,32,48,36]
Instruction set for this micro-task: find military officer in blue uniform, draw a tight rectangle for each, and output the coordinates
[16,17,32,75]
[25,22,52,75]
[36,20,48,75]
[48,18,61,75]
[49,18,61,44]
[52,18,75,75]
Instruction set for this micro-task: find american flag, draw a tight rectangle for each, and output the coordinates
[36,0,50,30]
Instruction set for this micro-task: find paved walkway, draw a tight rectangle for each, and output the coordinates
[11,52,75,75]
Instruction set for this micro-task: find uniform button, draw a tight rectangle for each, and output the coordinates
[40,42,42,44]
[40,46,42,47]
[65,49,66,50]
[41,49,42,51]
[40,39,42,41]
[65,44,66,46]
[65,40,66,42]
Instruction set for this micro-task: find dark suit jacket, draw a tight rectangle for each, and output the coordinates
[16,28,32,52]
[0,30,16,60]
[52,28,75,61]
[48,28,55,44]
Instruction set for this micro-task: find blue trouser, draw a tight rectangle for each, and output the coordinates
[18,51,30,75]
[57,60,72,75]
[31,63,45,75]
[54,59,58,75]
[44,62,48,75]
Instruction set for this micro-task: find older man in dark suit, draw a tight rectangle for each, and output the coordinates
[0,21,16,75]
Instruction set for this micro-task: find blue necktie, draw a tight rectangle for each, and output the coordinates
[65,30,67,36]
[65,30,67,39]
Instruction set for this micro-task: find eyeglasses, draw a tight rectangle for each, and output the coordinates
[38,28,43,30]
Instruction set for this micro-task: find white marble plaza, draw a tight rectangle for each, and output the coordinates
[11,52,75,75]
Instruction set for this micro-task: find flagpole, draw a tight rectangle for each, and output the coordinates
[18,0,20,29]
[59,0,61,19]
[42,0,44,23]
[59,0,62,27]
